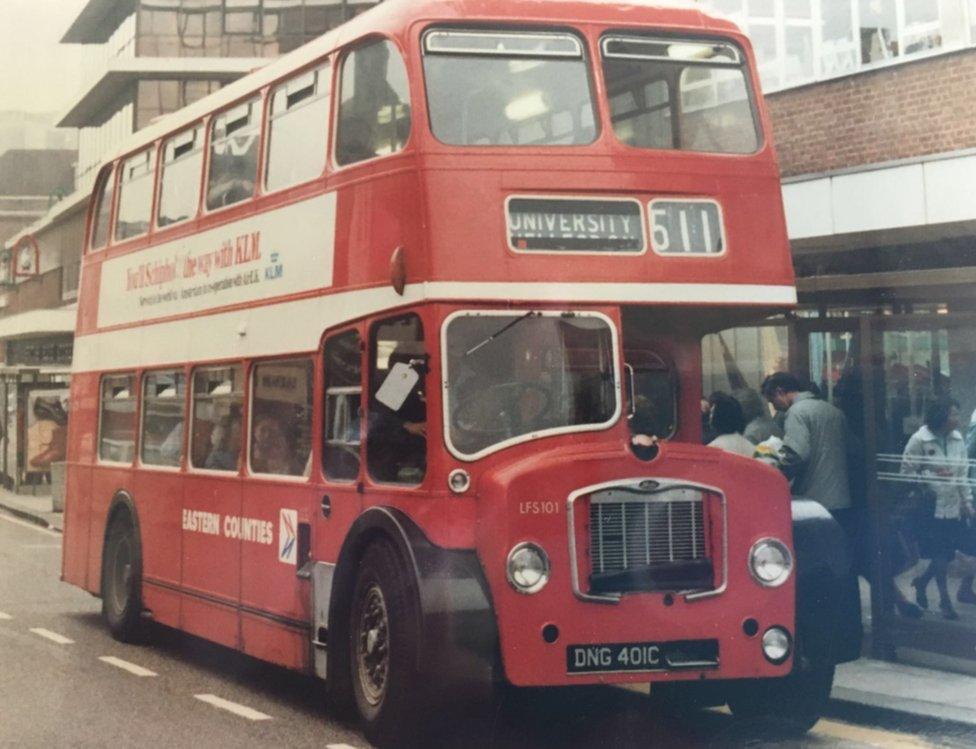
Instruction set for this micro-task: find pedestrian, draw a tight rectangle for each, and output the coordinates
[706,392,756,458]
[760,372,852,526]
[902,398,976,619]
[733,387,782,445]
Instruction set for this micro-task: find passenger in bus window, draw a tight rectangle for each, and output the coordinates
[251,413,296,475]
[204,413,242,471]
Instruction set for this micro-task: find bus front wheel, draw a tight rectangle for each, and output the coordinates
[349,540,424,747]
[101,512,146,643]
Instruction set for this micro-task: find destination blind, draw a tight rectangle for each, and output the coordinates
[507,197,645,253]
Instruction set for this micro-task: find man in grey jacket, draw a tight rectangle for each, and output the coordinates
[761,372,852,523]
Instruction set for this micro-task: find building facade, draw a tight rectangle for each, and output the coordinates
[0,0,381,492]
[700,0,976,670]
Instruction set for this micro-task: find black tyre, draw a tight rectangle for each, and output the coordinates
[349,540,424,747]
[727,659,834,735]
[101,512,146,643]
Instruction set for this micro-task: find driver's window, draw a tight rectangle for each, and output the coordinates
[324,329,362,481]
[625,350,677,439]
[367,314,426,484]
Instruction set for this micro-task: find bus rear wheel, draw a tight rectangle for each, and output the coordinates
[349,540,423,747]
[101,512,146,643]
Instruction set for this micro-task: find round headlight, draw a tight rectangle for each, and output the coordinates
[749,538,793,587]
[506,542,550,594]
[761,626,792,664]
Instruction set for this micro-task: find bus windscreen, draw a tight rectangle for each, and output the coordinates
[423,29,597,147]
[444,311,618,459]
[601,35,761,155]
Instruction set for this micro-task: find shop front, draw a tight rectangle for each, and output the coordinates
[0,310,74,494]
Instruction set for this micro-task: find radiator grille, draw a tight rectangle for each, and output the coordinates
[589,493,706,574]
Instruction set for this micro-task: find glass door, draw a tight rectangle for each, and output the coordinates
[873,318,976,662]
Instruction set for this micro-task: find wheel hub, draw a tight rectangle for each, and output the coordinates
[356,583,389,707]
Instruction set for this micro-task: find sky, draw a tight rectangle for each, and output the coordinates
[0,0,91,117]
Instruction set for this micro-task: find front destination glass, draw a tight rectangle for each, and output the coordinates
[444,312,617,458]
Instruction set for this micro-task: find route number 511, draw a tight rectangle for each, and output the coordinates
[650,200,725,256]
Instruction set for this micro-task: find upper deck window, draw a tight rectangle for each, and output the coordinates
[266,64,331,192]
[115,149,157,241]
[158,126,204,227]
[423,29,597,147]
[207,98,261,210]
[335,40,411,166]
[601,36,760,155]
[90,168,116,251]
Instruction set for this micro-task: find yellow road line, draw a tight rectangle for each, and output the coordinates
[813,718,936,749]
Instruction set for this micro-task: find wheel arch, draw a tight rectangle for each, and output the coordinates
[327,505,499,703]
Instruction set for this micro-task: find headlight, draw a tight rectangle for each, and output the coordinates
[761,626,792,664]
[506,542,550,594]
[748,538,793,587]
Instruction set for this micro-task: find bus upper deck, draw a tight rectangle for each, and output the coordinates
[77,0,794,355]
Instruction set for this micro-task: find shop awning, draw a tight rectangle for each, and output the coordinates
[0,307,77,342]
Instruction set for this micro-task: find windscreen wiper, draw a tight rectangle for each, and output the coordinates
[464,310,539,357]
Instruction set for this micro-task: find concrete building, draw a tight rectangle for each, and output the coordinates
[699,0,976,670]
[0,0,380,492]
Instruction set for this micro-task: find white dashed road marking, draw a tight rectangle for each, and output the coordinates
[29,628,74,645]
[98,656,157,677]
[0,611,11,620]
[327,744,362,749]
[194,694,272,721]
[0,512,61,538]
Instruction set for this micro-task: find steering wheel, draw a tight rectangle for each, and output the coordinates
[451,382,552,438]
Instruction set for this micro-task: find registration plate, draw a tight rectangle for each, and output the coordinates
[567,639,719,674]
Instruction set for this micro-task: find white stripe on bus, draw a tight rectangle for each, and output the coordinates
[73,281,796,373]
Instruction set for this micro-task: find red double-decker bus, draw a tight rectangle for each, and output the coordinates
[61,0,860,743]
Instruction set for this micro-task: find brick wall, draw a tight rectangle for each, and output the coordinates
[767,48,976,178]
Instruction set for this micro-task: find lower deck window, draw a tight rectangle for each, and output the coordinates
[191,366,244,471]
[99,374,136,463]
[250,359,313,476]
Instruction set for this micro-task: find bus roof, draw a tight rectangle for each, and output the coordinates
[94,0,739,176]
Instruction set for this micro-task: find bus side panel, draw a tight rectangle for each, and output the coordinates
[87,467,135,594]
[240,614,308,672]
[181,473,242,650]
[61,462,93,590]
[239,481,315,671]
[134,470,183,629]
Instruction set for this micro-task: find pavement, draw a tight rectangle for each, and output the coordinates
[1,489,975,740]
[0,488,62,532]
